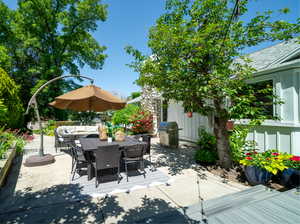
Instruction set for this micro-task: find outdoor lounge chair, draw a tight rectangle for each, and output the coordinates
[93,144,121,188]
[123,144,146,182]
[54,128,74,152]
[85,134,99,138]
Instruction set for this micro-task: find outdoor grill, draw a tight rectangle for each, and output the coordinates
[158,122,179,148]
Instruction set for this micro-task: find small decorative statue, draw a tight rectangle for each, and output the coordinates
[99,125,107,141]
[115,130,125,142]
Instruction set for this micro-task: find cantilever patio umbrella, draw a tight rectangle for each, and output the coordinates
[49,85,126,112]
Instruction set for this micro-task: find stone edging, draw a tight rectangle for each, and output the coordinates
[0,147,16,188]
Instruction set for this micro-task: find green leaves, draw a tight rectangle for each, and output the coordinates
[126,0,300,168]
[0,0,108,120]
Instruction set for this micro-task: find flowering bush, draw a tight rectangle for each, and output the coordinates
[130,111,153,134]
[0,128,31,158]
[239,149,292,175]
[284,155,300,170]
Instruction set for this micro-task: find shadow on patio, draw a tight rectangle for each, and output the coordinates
[151,143,206,176]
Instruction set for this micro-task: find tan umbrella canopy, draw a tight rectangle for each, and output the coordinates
[49,85,126,112]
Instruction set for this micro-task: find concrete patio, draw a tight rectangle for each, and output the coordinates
[0,135,249,223]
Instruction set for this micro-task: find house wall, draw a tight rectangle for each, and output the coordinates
[166,68,300,155]
[167,100,212,142]
[242,67,300,155]
[141,86,161,134]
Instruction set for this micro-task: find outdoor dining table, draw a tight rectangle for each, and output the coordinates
[79,136,147,180]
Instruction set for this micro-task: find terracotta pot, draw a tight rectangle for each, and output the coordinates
[226,120,234,131]
[187,112,193,118]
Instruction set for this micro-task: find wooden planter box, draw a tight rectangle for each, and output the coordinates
[0,147,17,188]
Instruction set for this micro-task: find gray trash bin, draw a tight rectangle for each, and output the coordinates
[158,122,179,148]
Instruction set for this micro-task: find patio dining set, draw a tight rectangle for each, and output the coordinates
[55,127,152,188]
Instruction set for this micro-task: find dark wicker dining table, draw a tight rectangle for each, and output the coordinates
[79,136,147,180]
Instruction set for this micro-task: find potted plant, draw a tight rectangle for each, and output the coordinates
[282,155,300,187]
[239,150,290,185]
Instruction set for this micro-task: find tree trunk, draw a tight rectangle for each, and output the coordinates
[213,116,232,169]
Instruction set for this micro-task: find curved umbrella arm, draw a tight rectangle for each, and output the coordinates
[25,75,94,114]
[24,74,94,157]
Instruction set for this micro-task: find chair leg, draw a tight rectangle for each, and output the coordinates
[95,169,98,188]
[141,159,146,178]
[125,162,128,182]
[117,164,120,183]
[71,160,77,181]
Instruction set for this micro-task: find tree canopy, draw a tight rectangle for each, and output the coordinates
[126,0,300,168]
[0,0,107,120]
[0,67,23,128]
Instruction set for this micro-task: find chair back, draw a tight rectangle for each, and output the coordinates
[124,144,144,159]
[85,134,99,138]
[94,144,121,170]
[71,143,88,161]
[142,135,151,155]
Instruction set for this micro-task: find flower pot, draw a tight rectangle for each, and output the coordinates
[244,166,272,186]
[281,168,300,187]
[226,120,234,131]
[187,112,193,118]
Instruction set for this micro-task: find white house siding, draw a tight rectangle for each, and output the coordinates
[167,100,212,142]
[166,67,300,155]
[241,123,300,156]
[242,67,300,156]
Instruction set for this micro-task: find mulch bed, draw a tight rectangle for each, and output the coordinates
[204,165,290,191]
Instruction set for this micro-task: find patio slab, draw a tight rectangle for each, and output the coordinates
[0,135,249,223]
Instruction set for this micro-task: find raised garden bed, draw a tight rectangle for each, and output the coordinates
[205,165,296,191]
[0,147,16,187]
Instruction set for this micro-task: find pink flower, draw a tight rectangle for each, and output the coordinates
[291,156,300,162]
[272,152,279,156]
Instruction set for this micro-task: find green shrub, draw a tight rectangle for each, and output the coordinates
[0,68,24,128]
[112,104,140,126]
[229,126,255,163]
[33,120,56,136]
[194,129,218,164]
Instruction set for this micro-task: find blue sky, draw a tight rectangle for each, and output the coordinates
[2,0,300,97]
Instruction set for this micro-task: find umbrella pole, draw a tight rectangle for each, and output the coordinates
[33,98,44,157]
[24,74,94,167]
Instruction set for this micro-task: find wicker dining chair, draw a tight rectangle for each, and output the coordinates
[123,144,146,182]
[93,144,121,188]
[71,143,89,180]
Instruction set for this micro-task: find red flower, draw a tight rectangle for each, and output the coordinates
[245,153,252,156]
[272,152,279,156]
[246,157,253,160]
[291,156,300,161]
[253,151,258,154]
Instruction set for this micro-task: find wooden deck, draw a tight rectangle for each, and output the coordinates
[136,185,300,224]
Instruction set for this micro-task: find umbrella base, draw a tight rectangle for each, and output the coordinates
[24,154,55,167]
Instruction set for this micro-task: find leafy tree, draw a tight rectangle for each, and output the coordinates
[112,104,140,127]
[0,67,24,128]
[0,0,107,120]
[129,91,141,100]
[126,0,300,168]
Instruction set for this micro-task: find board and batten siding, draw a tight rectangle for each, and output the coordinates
[165,68,300,155]
[167,100,212,142]
[241,67,300,155]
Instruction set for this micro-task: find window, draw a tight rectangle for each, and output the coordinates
[251,80,274,118]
